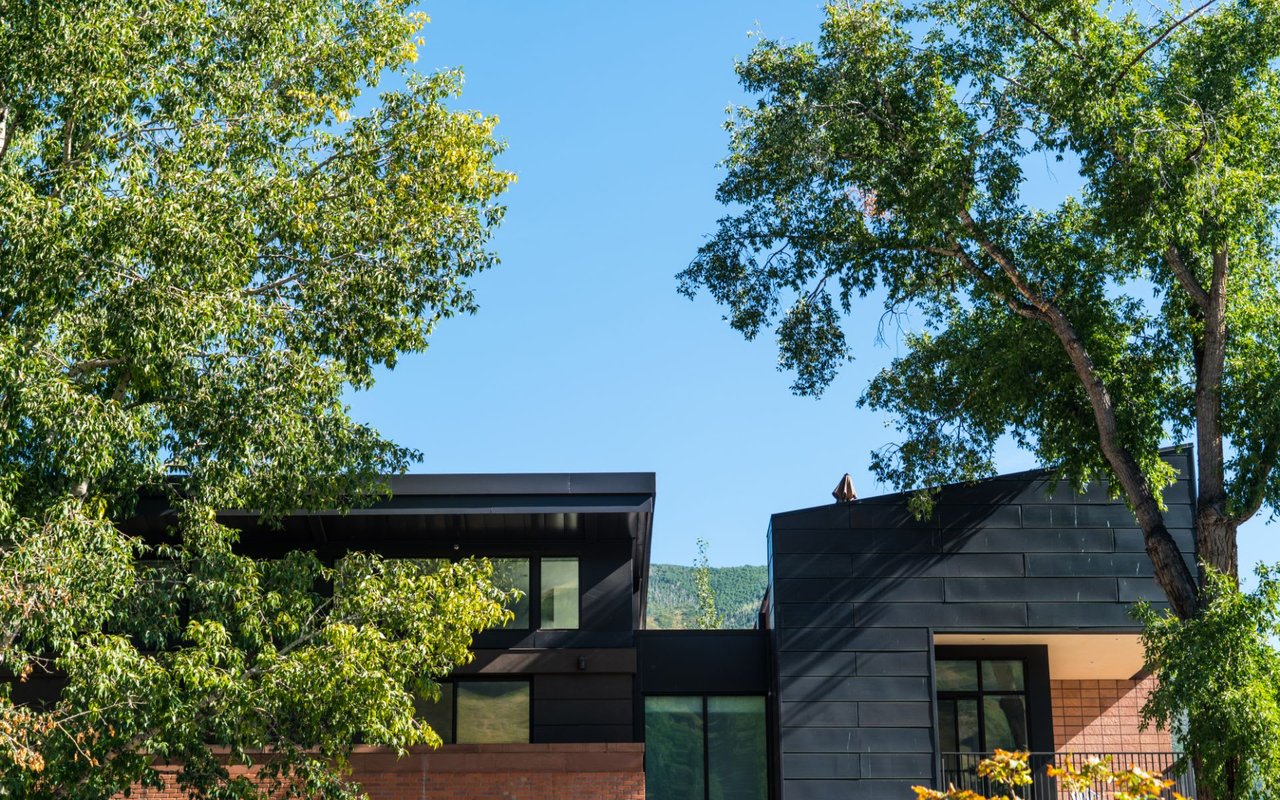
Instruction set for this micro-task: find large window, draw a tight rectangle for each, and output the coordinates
[644,695,768,800]
[416,681,530,744]
[936,659,1029,752]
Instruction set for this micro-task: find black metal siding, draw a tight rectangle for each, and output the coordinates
[769,449,1197,800]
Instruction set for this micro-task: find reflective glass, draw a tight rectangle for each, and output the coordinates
[939,699,959,752]
[540,557,579,629]
[981,660,1025,692]
[707,697,767,800]
[415,682,454,744]
[936,660,979,691]
[956,698,980,752]
[456,682,529,743]
[645,696,705,800]
[983,695,1029,750]
[490,558,530,628]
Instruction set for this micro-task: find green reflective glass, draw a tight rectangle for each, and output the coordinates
[708,697,767,800]
[415,682,454,744]
[939,699,958,751]
[456,682,528,744]
[983,695,1029,750]
[490,558,530,628]
[956,698,980,753]
[645,696,705,800]
[936,660,979,691]
[540,557,579,629]
[981,660,1025,691]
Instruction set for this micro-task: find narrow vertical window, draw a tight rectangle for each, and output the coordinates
[707,696,767,800]
[539,557,579,629]
[415,682,455,744]
[645,696,705,800]
[490,558,530,628]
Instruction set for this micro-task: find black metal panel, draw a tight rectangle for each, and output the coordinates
[779,702,859,727]
[636,630,769,695]
[784,779,921,800]
[780,727,934,753]
[854,602,1029,628]
[777,626,931,652]
[771,448,1197,800]
[780,676,930,703]
[944,577,1119,602]
[943,528,1116,553]
[783,753,862,779]
[534,724,633,743]
[846,552,1026,578]
[780,578,944,604]
[1026,602,1149,627]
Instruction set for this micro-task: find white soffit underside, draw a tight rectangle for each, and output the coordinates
[933,633,1146,680]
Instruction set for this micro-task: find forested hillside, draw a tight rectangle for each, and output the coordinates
[646,564,768,629]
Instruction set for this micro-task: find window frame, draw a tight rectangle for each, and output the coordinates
[642,693,770,800]
[933,645,1054,754]
[398,555,581,632]
[936,658,1029,752]
[419,678,533,745]
[538,556,580,630]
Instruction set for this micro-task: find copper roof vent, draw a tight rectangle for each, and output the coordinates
[832,473,857,503]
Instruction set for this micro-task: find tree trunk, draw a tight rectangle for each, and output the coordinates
[1196,508,1238,587]
[1192,752,1215,800]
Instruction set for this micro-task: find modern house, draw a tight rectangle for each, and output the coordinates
[120,451,1196,800]
[760,448,1196,800]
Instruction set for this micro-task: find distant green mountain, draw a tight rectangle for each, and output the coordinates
[646,564,768,630]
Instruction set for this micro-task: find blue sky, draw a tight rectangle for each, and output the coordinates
[348,1,1277,572]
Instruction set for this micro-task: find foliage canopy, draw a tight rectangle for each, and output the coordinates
[680,0,1280,619]
[1137,568,1280,800]
[0,0,513,797]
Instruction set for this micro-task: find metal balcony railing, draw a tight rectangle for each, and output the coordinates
[940,752,1196,799]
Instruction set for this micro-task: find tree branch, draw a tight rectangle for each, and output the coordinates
[66,357,126,378]
[1109,0,1219,94]
[0,106,12,164]
[1164,245,1210,310]
[956,208,1202,617]
[1002,1,1082,60]
[244,273,302,297]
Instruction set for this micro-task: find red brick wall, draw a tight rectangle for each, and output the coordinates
[1051,675,1171,753]
[125,743,645,800]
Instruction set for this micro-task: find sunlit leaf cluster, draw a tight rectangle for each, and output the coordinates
[0,0,513,797]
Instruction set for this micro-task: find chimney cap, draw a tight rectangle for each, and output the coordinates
[832,473,857,503]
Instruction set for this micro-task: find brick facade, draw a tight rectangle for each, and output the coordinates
[1051,675,1171,753]
[125,743,645,800]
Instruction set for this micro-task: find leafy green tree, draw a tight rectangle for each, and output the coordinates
[680,2,1280,795]
[0,0,513,797]
[681,0,1280,625]
[1136,567,1280,800]
[693,538,725,630]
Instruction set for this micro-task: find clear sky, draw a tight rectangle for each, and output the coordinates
[347,1,1277,574]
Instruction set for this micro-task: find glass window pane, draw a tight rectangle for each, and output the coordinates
[645,697,705,800]
[490,559,530,628]
[936,660,979,692]
[981,660,1025,692]
[956,698,980,753]
[939,699,958,752]
[983,695,1029,750]
[540,557,579,629]
[415,682,454,744]
[708,696,767,800]
[456,682,529,743]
